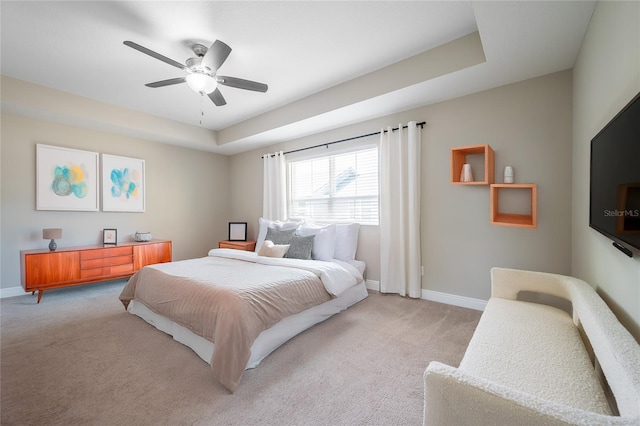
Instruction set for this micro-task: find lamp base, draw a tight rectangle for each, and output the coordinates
[49,239,57,251]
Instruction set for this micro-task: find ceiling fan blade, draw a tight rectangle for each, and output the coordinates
[202,40,232,72]
[208,88,227,106]
[124,41,186,70]
[145,77,186,88]
[217,76,268,93]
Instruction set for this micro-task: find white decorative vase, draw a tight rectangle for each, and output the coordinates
[460,163,474,182]
[504,166,514,184]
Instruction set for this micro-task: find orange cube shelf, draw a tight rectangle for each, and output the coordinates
[490,183,537,228]
[451,144,495,185]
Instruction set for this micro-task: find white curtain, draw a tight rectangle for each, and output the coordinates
[379,121,422,298]
[263,151,287,221]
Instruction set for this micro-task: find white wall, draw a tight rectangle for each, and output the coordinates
[1,112,231,291]
[230,70,574,302]
[572,0,640,339]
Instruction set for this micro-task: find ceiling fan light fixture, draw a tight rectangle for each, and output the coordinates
[125,39,267,107]
[186,72,217,94]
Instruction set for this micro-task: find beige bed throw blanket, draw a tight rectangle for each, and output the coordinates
[119,250,360,392]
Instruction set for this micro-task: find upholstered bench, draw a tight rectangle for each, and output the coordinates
[423,267,640,425]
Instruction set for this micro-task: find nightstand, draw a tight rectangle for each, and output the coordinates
[219,240,256,251]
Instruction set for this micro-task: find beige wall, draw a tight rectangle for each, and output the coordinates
[572,1,640,340]
[230,70,574,301]
[4,2,636,343]
[1,113,230,290]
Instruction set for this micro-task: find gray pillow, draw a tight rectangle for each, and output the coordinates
[265,227,296,245]
[285,234,315,260]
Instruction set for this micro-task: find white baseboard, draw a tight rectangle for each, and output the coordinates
[0,286,26,299]
[365,279,380,291]
[366,280,486,311]
[421,289,487,311]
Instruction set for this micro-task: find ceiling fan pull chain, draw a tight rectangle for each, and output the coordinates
[200,93,204,125]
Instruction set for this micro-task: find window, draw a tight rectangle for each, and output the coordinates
[288,146,378,225]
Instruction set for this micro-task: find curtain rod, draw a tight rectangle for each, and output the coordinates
[262,121,426,158]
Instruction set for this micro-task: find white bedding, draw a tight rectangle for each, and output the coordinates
[206,249,362,296]
[126,249,368,372]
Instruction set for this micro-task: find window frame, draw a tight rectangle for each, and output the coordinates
[286,142,379,225]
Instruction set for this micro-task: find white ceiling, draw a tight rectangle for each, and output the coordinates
[1,1,596,155]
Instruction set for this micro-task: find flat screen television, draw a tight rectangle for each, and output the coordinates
[589,91,640,257]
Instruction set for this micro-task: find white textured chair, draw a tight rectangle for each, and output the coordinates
[423,267,640,426]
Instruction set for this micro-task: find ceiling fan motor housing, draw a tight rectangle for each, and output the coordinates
[191,43,208,58]
[186,57,207,71]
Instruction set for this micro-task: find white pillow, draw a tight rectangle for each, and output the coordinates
[255,217,301,253]
[257,240,290,258]
[296,222,336,261]
[333,223,360,261]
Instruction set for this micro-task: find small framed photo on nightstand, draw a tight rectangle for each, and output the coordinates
[228,222,247,241]
[103,228,117,245]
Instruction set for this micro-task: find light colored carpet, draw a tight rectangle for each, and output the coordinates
[1,281,480,425]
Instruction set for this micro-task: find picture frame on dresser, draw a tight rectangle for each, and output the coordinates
[103,228,117,245]
[36,144,100,211]
[228,222,248,241]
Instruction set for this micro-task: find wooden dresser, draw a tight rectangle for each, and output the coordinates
[21,240,172,303]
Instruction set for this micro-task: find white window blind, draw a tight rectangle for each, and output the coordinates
[288,146,379,225]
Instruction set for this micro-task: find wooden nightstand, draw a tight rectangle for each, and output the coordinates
[218,240,256,251]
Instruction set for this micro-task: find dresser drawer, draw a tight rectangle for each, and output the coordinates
[81,246,133,260]
[80,267,110,279]
[110,263,134,275]
[110,255,133,266]
[110,246,133,257]
[81,248,107,260]
[81,257,109,269]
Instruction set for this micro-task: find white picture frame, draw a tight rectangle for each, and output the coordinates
[36,144,99,211]
[101,154,145,212]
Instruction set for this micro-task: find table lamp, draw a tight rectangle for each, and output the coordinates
[43,228,62,251]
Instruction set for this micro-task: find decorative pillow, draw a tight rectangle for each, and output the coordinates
[296,222,336,261]
[255,218,301,253]
[265,227,297,245]
[257,240,290,258]
[334,223,360,261]
[284,234,315,260]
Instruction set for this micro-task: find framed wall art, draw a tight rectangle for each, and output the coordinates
[36,144,100,211]
[102,154,145,212]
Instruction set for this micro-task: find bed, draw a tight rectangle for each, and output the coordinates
[119,245,367,393]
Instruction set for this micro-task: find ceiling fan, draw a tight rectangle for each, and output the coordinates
[123,39,268,106]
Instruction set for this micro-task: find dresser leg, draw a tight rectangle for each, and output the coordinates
[37,290,43,304]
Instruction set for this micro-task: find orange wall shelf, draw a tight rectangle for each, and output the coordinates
[450,144,495,185]
[490,184,538,228]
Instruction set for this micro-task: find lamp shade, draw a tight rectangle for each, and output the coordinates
[43,228,62,239]
[186,73,217,94]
